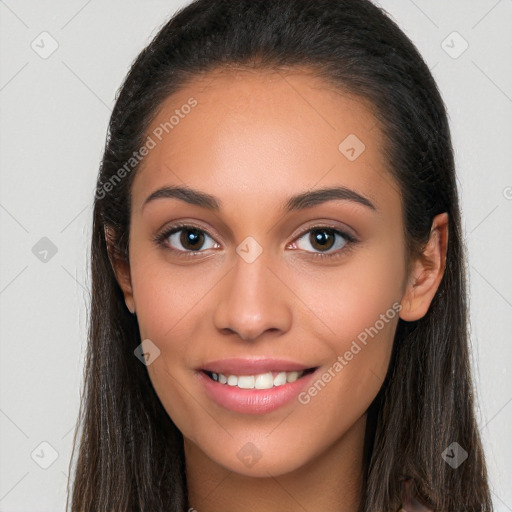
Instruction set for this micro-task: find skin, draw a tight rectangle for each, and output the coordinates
[110,67,448,512]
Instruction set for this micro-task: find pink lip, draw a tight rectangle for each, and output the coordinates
[199,357,314,375]
[195,361,319,415]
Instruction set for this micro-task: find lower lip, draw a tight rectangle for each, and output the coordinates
[197,369,318,415]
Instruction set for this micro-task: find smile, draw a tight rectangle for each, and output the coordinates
[198,364,319,414]
[204,369,315,390]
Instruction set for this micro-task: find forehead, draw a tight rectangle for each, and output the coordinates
[131,67,401,221]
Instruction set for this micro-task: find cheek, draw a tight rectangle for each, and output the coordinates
[129,248,213,340]
[289,238,405,352]
[286,240,404,414]
[128,254,212,437]
[128,247,219,412]
[291,256,403,443]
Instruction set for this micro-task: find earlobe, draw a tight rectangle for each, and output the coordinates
[399,212,449,322]
[104,225,136,314]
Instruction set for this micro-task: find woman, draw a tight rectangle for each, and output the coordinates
[67,1,493,510]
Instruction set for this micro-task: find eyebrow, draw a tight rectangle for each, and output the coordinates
[142,185,377,213]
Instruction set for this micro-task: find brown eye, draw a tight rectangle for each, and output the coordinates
[294,227,349,254]
[309,228,337,252]
[163,226,218,252]
[179,228,205,250]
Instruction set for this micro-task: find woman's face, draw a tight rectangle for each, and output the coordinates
[123,68,410,476]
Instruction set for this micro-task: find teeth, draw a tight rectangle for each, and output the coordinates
[273,371,287,387]
[237,375,255,389]
[255,372,274,389]
[209,370,306,389]
[286,371,300,383]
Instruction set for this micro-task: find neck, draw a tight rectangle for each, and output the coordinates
[185,414,366,512]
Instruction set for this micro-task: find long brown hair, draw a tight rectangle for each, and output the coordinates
[67,1,493,510]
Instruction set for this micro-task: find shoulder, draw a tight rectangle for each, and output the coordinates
[399,478,435,512]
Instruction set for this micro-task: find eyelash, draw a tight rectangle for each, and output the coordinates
[153,222,359,261]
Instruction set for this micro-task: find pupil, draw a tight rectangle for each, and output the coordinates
[311,229,334,251]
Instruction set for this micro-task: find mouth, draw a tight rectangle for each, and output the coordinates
[202,367,317,390]
[198,364,320,414]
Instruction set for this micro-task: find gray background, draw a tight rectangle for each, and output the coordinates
[0,0,511,510]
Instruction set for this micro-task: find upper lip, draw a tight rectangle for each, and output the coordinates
[199,358,316,375]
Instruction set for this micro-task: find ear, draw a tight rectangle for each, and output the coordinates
[104,226,135,314]
[399,212,449,321]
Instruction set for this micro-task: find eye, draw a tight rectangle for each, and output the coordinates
[155,224,219,253]
[290,226,357,258]
[154,223,358,260]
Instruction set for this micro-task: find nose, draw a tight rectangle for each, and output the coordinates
[213,250,292,342]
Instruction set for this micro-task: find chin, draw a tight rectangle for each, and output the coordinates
[201,438,313,478]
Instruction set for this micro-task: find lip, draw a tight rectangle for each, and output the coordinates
[196,359,319,415]
[198,357,314,375]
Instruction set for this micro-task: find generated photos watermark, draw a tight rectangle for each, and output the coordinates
[95,97,197,200]
[298,301,402,405]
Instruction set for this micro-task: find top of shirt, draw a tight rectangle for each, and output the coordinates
[399,478,434,512]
